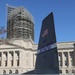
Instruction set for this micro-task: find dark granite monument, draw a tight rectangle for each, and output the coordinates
[34,12,59,74]
[23,12,59,74]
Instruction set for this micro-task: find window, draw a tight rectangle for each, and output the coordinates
[15,70,18,74]
[9,70,12,74]
[5,60,7,66]
[66,70,68,74]
[16,51,19,60]
[65,61,68,66]
[70,52,74,66]
[64,52,68,66]
[17,60,19,66]
[3,70,6,74]
[0,61,1,66]
[11,60,13,66]
[0,52,2,57]
[72,70,74,73]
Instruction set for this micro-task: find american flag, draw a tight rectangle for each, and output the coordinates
[42,29,48,37]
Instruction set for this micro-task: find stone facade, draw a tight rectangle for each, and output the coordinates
[0,38,75,74]
[58,42,75,74]
[0,38,36,74]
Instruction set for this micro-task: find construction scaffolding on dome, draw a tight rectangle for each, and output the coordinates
[7,5,34,41]
[8,6,34,23]
[7,5,34,23]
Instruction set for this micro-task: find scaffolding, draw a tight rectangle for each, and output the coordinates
[7,6,34,41]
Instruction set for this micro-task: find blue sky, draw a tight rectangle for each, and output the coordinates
[0,0,75,44]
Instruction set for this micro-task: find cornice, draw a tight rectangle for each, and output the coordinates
[57,47,74,50]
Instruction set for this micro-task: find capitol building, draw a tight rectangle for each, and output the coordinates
[0,5,75,74]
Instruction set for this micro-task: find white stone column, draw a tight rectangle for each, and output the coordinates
[68,52,71,67]
[62,52,65,67]
[33,53,36,67]
[1,52,4,67]
[33,54,34,67]
[73,43,75,67]
[7,52,10,67]
[19,51,22,67]
[13,51,16,66]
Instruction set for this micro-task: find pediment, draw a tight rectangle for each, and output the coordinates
[0,38,34,49]
[0,40,24,49]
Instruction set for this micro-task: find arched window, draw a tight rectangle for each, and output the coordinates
[15,70,18,74]
[66,70,68,74]
[3,70,6,74]
[72,70,74,73]
[9,70,12,74]
[0,52,2,57]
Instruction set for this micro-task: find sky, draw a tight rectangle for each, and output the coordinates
[0,0,75,44]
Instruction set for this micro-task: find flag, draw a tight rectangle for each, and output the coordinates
[42,29,48,37]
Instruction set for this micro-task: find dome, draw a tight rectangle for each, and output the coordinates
[8,6,34,23]
[7,6,34,41]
